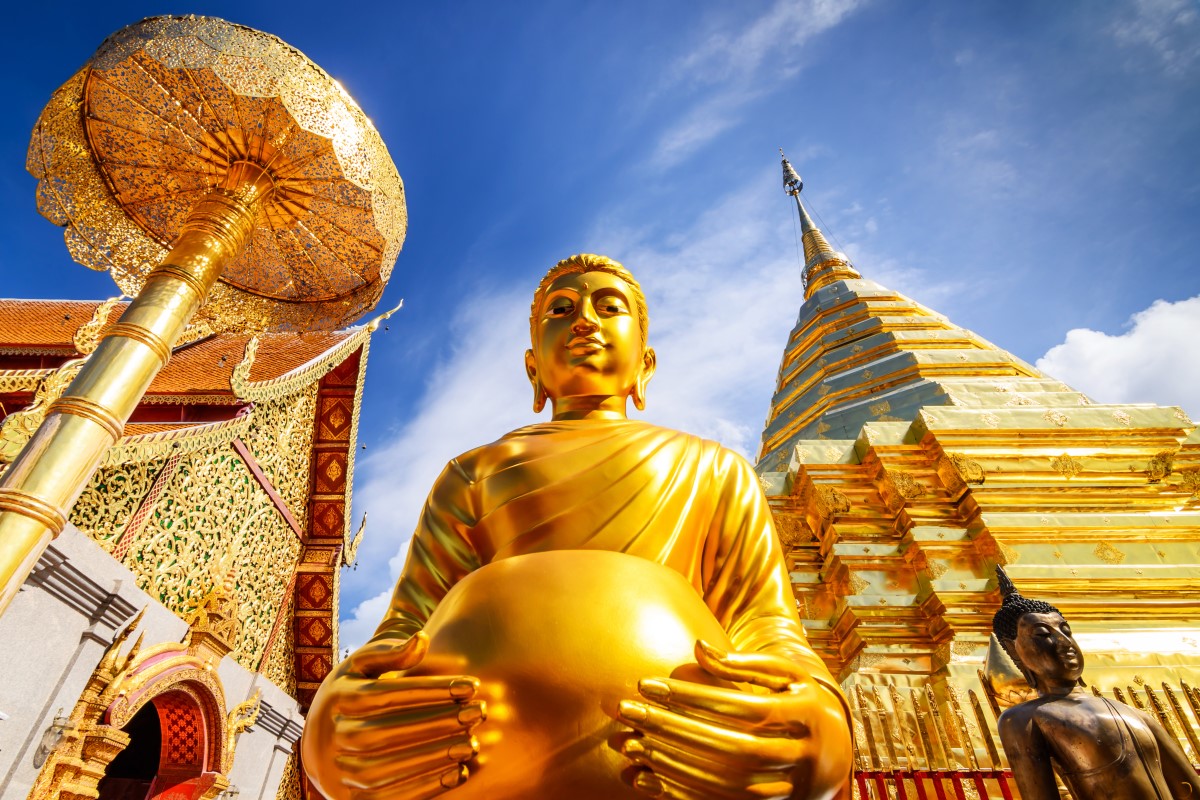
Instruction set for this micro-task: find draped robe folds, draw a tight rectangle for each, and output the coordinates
[376,418,832,683]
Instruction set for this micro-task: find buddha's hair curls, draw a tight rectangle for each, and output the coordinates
[530,254,649,347]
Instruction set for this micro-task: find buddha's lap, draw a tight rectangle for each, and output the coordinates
[396,550,735,799]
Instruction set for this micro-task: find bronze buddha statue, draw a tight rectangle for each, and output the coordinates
[302,255,854,800]
[993,567,1200,800]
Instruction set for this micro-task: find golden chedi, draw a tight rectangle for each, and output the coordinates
[303,255,853,800]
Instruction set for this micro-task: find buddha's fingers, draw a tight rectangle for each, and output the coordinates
[349,764,468,800]
[639,678,811,736]
[695,641,801,692]
[622,736,782,799]
[352,632,429,678]
[335,675,480,716]
[618,700,805,771]
[336,701,486,754]
[633,768,784,800]
[336,734,478,789]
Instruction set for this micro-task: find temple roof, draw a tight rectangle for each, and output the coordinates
[0,298,355,400]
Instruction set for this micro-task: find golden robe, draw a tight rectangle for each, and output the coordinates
[377,418,830,681]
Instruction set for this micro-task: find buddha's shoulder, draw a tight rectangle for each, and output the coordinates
[448,420,749,479]
[999,694,1113,732]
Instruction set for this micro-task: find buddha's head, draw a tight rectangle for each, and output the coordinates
[525,254,656,417]
[991,566,1084,693]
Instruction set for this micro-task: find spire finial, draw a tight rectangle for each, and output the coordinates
[780,150,803,197]
[778,151,861,296]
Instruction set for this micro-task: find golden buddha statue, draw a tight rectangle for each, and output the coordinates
[993,567,1200,800]
[302,254,853,800]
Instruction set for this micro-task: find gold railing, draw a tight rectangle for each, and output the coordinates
[849,678,1200,799]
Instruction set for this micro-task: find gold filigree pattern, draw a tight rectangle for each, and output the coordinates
[1050,453,1084,479]
[818,486,852,514]
[277,753,304,800]
[0,370,55,393]
[997,540,1020,565]
[946,453,985,485]
[0,357,87,464]
[775,513,814,546]
[1094,541,1127,565]
[886,469,927,500]
[69,457,166,550]
[1043,409,1068,427]
[242,387,318,530]
[124,447,301,667]
[262,589,297,694]
[28,15,406,333]
[1147,450,1175,483]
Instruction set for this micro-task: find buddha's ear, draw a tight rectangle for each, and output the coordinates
[632,348,657,411]
[525,349,547,414]
[999,636,1037,689]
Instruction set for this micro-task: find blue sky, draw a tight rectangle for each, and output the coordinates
[2,1,1198,648]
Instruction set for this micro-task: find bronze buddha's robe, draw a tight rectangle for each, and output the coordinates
[376,418,828,680]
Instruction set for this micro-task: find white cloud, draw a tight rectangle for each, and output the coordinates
[647,0,867,168]
[1110,0,1200,77]
[1035,295,1200,417]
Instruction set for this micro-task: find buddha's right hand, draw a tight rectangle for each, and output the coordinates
[301,631,486,800]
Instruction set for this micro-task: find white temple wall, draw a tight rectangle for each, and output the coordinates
[0,524,303,799]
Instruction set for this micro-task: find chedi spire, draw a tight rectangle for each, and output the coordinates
[780,150,861,298]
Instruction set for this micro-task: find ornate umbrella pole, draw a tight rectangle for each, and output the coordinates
[0,167,270,612]
[0,16,406,616]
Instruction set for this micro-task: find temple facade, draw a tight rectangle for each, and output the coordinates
[756,161,1200,786]
[0,298,385,800]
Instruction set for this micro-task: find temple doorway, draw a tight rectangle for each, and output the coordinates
[96,702,159,800]
[95,689,212,800]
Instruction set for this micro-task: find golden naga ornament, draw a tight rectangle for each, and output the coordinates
[303,255,853,800]
[0,16,404,617]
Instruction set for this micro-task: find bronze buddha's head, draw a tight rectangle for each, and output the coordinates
[992,566,1085,692]
[525,254,656,414]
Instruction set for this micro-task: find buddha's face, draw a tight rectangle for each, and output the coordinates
[527,270,651,404]
[1012,611,1084,686]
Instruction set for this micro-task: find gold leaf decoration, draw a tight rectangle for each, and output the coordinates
[981,412,1000,428]
[997,540,1020,565]
[869,400,891,417]
[927,560,949,579]
[849,574,870,594]
[775,513,814,546]
[1050,453,1084,479]
[1112,410,1132,426]
[947,453,985,484]
[818,486,852,514]
[887,469,927,500]
[1094,541,1126,565]
[1147,450,1175,484]
[1043,410,1069,427]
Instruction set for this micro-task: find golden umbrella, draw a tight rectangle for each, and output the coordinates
[0,15,406,614]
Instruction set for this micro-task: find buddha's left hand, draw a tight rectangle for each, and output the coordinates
[618,640,852,800]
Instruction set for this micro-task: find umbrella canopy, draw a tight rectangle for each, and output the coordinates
[27,15,406,332]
